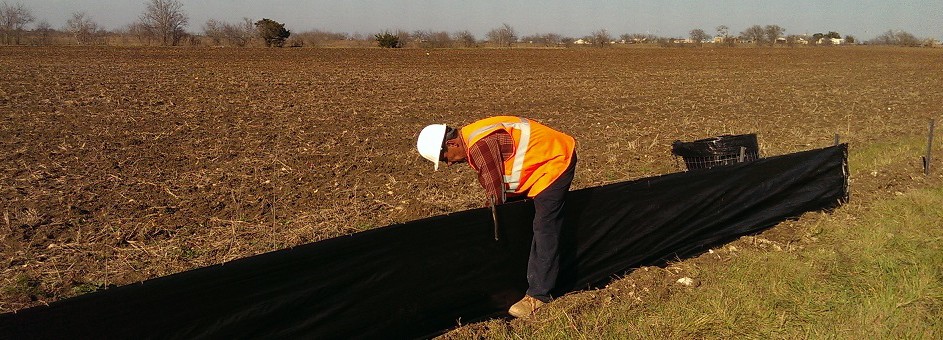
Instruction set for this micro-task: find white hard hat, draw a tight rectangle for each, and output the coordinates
[417,124,447,171]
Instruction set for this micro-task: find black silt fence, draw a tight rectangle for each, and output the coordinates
[1,145,849,339]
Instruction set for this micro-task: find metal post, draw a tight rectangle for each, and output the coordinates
[834,134,840,146]
[925,119,935,176]
[490,195,500,241]
[738,146,746,162]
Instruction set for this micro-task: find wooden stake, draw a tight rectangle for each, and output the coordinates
[925,119,935,176]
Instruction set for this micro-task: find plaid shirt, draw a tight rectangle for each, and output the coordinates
[467,130,514,204]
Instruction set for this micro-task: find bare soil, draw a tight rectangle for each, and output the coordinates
[1,46,941,314]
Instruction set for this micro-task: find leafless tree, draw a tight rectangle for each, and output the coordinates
[591,29,611,47]
[388,29,407,47]
[452,30,476,47]
[428,31,451,48]
[486,23,516,47]
[33,20,53,45]
[203,19,224,45]
[785,34,802,47]
[138,0,188,46]
[66,12,100,45]
[542,33,563,46]
[0,2,34,44]
[868,30,921,47]
[715,25,735,46]
[227,18,255,47]
[126,22,153,45]
[689,28,709,46]
[764,25,785,46]
[618,33,632,44]
[715,25,728,39]
[409,29,429,47]
[740,25,765,45]
[409,29,451,48]
[295,29,347,47]
[410,29,428,46]
[203,17,254,47]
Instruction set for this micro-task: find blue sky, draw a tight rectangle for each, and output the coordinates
[24,0,943,40]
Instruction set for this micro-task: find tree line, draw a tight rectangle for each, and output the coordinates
[1,0,938,48]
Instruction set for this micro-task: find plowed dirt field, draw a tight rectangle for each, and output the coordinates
[1,46,941,312]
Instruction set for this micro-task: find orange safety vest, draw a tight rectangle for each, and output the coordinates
[461,116,576,199]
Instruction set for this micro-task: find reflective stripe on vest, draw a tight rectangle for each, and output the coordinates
[466,117,531,193]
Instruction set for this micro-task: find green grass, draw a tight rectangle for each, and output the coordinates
[849,136,928,177]
[445,138,943,339]
[1,274,42,301]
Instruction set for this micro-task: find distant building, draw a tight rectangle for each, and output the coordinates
[817,37,844,45]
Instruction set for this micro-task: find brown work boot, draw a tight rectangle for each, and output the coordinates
[508,295,546,318]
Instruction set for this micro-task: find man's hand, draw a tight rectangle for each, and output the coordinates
[485,193,504,207]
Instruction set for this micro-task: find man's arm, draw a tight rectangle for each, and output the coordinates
[467,131,513,205]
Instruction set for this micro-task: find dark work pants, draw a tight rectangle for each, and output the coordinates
[526,152,576,302]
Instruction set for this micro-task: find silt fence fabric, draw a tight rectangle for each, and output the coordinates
[1,144,848,339]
